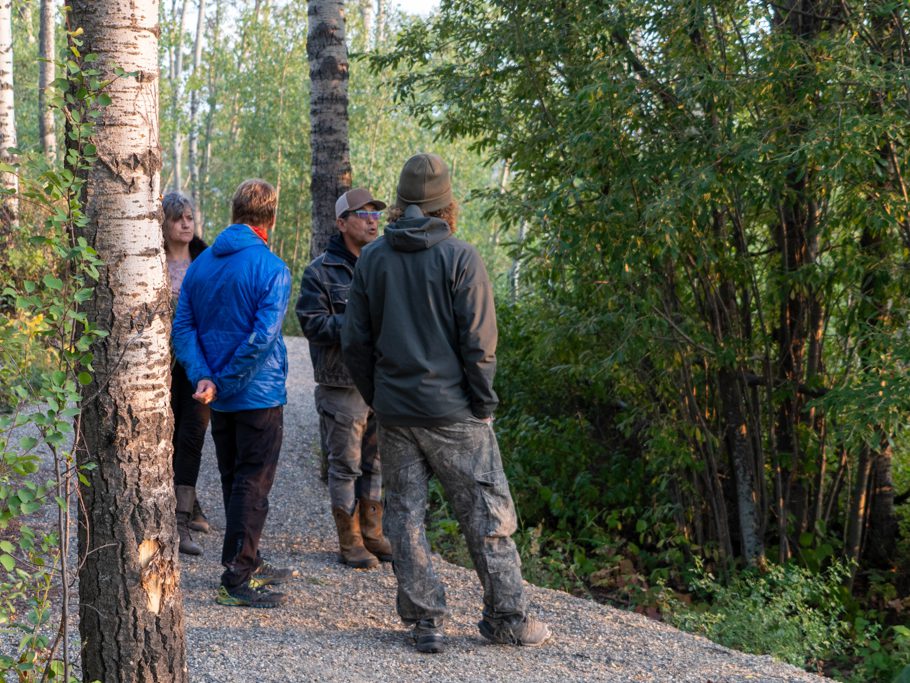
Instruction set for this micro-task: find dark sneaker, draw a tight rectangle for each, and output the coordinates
[413,630,445,654]
[215,582,287,608]
[478,616,551,647]
[251,560,299,587]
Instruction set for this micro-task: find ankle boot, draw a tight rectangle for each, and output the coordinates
[175,485,203,556]
[332,503,379,569]
[188,497,210,533]
[359,499,393,562]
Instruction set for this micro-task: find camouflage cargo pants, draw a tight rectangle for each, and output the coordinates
[315,384,381,512]
[379,418,528,633]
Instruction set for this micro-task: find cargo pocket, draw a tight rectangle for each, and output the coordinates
[476,469,517,538]
[325,409,355,453]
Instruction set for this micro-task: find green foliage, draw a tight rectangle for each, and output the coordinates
[0,33,112,682]
[666,560,853,670]
[159,0,500,289]
[378,1,910,677]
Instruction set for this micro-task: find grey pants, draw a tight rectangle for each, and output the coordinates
[380,419,528,633]
[315,384,381,511]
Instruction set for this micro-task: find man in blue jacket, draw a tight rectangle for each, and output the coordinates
[173,178,294,608]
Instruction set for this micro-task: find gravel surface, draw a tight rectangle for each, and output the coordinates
[179,336,828,683]
[1,335,828,682]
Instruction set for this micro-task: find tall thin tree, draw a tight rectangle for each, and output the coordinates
[187,0,205,233]
[307,0,351,258]
[375,0,386,47]
[67,0,188,680]
[0,0,17,226]
[39,0,56,162]
[169,0,189,190]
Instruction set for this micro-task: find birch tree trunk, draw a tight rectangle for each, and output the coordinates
[187,0,205,233]
[375,0,385,47]
[0,0,17,226]
[307,0,351,258]
[359,0,373,50]
[169,0,189,190]
[199,0,222,231]
[39,0,56,162]
[67,1,187,680]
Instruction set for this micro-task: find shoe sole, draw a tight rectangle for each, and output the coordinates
[216,587,287,608]
[478,620,551,647]
[215,599,285,608]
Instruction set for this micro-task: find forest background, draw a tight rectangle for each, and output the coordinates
[3,0,910,681]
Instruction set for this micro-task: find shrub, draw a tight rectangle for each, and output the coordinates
[666,559,852,671]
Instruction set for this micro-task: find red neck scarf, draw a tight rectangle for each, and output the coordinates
[248,224,269,244]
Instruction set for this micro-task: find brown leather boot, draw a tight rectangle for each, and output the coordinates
[175,485,203,556]
[188,497,210,533]
[359,499,393,562]
[332,503,379,569]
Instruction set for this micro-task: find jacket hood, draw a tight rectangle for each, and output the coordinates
[384,206,451,252]
[326,233,357,266]
[211,223,267,257]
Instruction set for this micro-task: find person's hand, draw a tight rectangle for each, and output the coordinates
[193,379,217,405]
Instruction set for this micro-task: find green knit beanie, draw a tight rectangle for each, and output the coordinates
[395,153,452,213]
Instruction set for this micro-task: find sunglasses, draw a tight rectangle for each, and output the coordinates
[352,210,382,220]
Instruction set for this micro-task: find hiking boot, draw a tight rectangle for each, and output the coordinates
[478,615,551,647]
[175,485,202,556]
[332,503,379,569]
[188,497,210,533]
[215,582,287,609]
[359,498,393,562]
[413,630,445,654]
[251,560,299,587]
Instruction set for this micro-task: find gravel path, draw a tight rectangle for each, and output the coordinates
[179,336,827,683]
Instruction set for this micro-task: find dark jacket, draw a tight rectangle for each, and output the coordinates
[173,224,291,413]
[296,234,358,388]
[189,234,207,260]
[342,206,498,426]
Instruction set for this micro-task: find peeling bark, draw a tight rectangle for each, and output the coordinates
[68,1,187,680]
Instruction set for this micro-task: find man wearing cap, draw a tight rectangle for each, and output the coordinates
[296,188,393,569]
[342,154,551,653]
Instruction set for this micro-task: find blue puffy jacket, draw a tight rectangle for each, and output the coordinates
[173,224,291,412]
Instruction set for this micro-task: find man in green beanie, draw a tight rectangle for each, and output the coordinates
[342,153,551,653]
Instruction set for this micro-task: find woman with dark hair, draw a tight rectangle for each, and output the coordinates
[163,192,211,556]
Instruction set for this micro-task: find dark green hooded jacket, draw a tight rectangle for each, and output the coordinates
[341,206,498,426]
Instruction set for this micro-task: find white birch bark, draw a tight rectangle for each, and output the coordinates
[187,0,204,232]
[0,0,17,224]
[39,0,56,163]
[199,0,222,229]
[359,0,373,50]
[308,0,351,258]
[375,0,386,47]
[169,0,189,190]
[68,1,187,680]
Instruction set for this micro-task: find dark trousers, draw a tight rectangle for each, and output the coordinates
[171,362,211,486]
[210,406,283,588]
